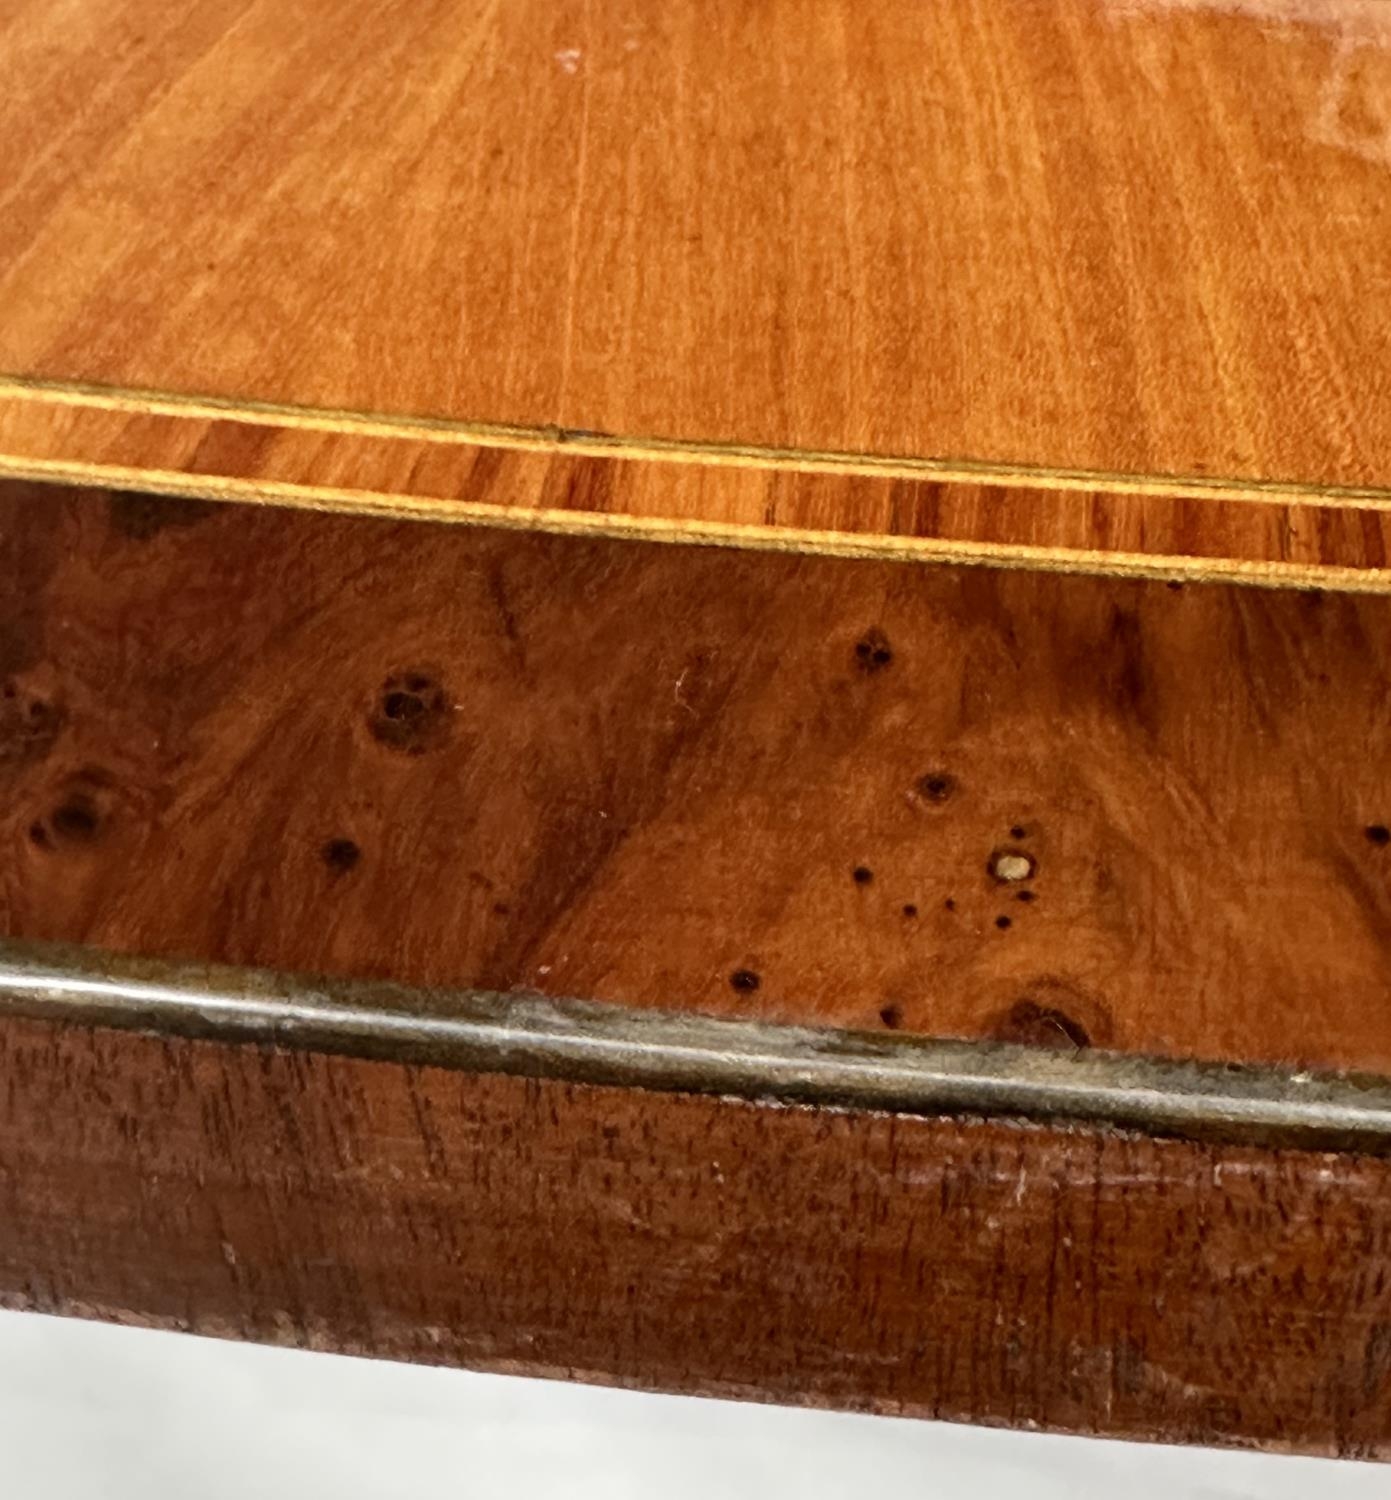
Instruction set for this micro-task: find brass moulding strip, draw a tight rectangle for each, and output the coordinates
[4,939,1391,1154]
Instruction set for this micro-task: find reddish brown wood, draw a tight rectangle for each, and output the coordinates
[5,0,1391,1445]
[5,479,1391,1072]
[1,1015,1389,1457]
[5,477,1391,1455]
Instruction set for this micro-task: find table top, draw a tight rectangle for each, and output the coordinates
[3,0,1390,571]
[9,7,1391,1445]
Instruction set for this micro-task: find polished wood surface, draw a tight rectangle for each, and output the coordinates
[8,478,1391,1074]
[11,3,1391,1435]
[4,0,1391,561]
[4,394,1391,590]
[4,1014,1391,1457]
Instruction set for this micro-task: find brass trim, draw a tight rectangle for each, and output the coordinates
[3,940,1390,1153]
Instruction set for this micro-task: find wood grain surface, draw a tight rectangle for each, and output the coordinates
[4,0,1391,544]
[4,393,1391,591]
[3,1013,1391,1457]
[7,476,1391,1074]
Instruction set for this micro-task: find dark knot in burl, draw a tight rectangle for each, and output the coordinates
[368,671,451,756]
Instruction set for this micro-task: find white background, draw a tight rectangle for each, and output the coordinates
[0,1309,1382,1497]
